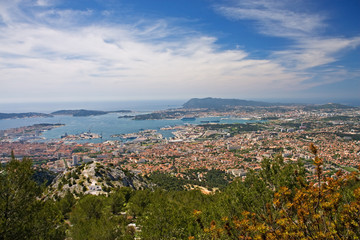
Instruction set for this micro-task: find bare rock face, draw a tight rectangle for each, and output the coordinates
[48,161,152,198]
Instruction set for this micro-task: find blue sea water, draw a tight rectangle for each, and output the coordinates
[0,114,255,143]
[0,100,256,142]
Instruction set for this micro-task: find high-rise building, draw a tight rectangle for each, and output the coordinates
[72,155,79,166]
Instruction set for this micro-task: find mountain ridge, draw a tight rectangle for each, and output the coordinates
[182,97,355,110]
[183,97,284,109]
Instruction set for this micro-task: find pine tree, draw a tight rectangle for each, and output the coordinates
[0,157,65,240]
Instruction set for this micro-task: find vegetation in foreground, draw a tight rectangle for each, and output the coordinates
[1,145,360,239]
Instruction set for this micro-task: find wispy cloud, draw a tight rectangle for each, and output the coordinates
[217,0,326,38]
[215,0,360,91]
[274,37,360,70]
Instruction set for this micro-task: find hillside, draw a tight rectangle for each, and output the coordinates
[183,97,275,109]
[182,98,356,111]
[303,103,355,111]
[2,148,360,239]
[49,161,151,198]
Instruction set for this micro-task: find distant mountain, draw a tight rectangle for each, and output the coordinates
[49,161,152,198]
[51,109,131,117]
[0,112,52,120]
[0,109,132,119]
[303,103,355,111]
[183,97,275,109]
[182,98,357,111]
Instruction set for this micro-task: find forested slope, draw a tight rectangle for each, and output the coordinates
[1,145,360,239]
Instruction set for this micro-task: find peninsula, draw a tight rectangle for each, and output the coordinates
[132,98,357,120]
[0,112,53,120]
[182,97,277,109]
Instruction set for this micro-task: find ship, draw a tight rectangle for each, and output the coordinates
[181,117,196,121]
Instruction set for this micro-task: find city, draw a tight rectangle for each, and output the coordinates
[1,0,360,238]
[1,103,359,183]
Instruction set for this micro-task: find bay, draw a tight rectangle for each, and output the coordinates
[0,100,259,143]
[0,113,257,143]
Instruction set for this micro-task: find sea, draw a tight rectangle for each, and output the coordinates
[0,100,258,143]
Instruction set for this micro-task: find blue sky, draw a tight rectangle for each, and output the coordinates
[0,0,359,104]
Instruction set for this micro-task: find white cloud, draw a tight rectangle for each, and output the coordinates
[0,0,359,102]
[36,0,53,7]
[0,22,301,101]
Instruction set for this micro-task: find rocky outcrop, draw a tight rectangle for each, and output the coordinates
[48,161,152,198]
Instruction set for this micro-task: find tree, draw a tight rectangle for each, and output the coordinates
[0,157,39,239]
[110,189,127,215]
[138,190,207,239]
[70,194,129,240]
[127,189,151,218]
[195,144,360,239]
[57,190,76,219]
[0,157,65,239]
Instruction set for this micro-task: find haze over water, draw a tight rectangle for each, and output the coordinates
[0,100,185,114]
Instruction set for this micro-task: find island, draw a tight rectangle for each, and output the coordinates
[0,112,53,120]
[0,109,133,119]
[51,109,132,117]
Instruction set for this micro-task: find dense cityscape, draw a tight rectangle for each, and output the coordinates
[1,102,359,182]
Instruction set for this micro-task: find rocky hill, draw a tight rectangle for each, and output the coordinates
[48,161,152,198]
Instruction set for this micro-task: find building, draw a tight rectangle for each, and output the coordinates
[72,155,79,166]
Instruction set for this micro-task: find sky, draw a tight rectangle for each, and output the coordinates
[0,0,359,104]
